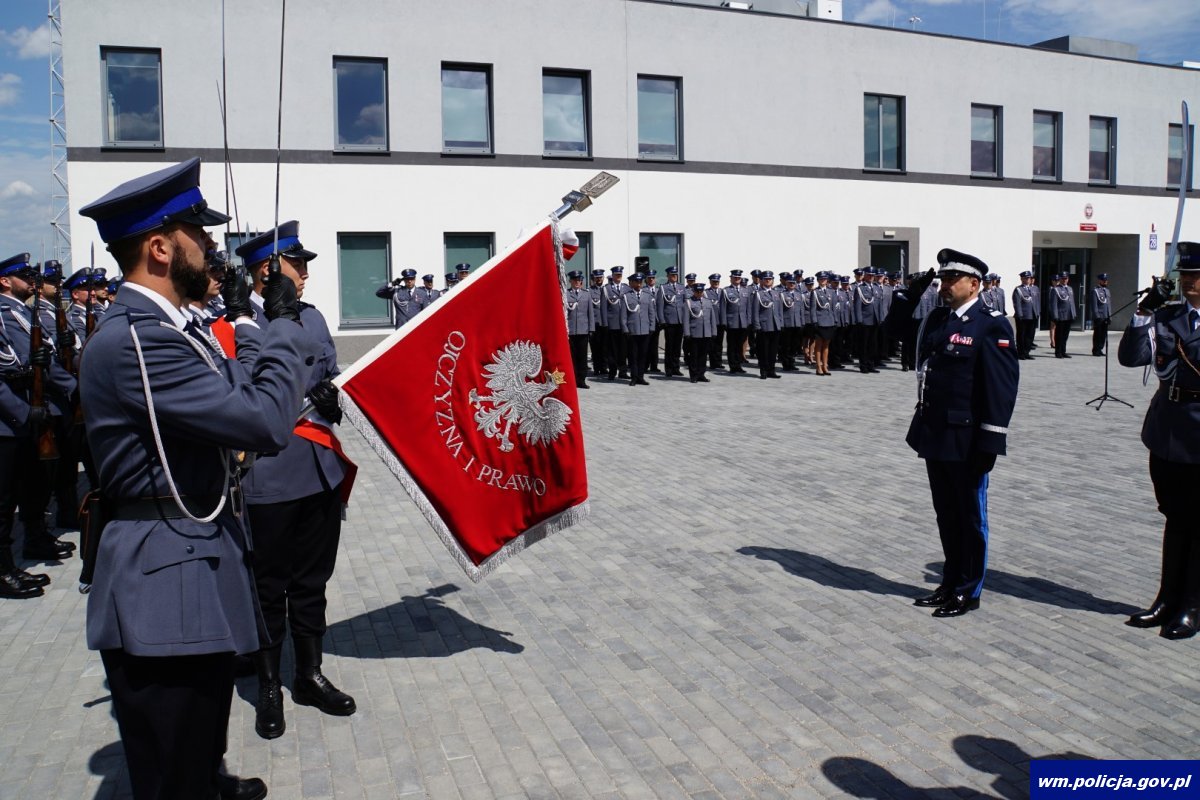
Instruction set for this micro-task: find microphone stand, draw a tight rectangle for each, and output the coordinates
[1085,293,1138,410]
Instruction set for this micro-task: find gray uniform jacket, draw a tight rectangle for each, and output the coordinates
[389,286,426,327]
[1049,285,1076,321]
[721,285,752,329]
[836,288,852,326]
[1011,286,1037,320]
[809,286,838,327]
[620,288,658,335]
[1117,304,1200,463]
[875,284,893,324]
[0,317,35,436]
[565,287,595,335]
[749,287,784,331]
[415,286,440,305]
[779,289,803,328]
[657,282,687,325]
[603,282,628,331]
[242,298,346,505]
[1090,287,1112,321]
[852,283,876,325]
[589,284,608,327]
[682,295,718,338]
[0,294,76,417]
[914,285,940,319]
[704,286,723,322]
[80,288,311,656]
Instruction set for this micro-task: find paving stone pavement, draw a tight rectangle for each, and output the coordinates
[2,331,1197,800]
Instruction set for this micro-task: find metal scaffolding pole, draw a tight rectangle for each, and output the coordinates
[48,0,71,269]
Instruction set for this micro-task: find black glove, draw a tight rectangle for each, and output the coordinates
[2,367,33,392]
[391,278,405,287]
[25,405,48,428]
[968,450,997,475]
[29,344,53,369]
[262,270,301,323]
[309,379,342,425]
[221,268,254,322]
[56,329,76,353]
[1137,276,1175,315]
[909,268,936,299]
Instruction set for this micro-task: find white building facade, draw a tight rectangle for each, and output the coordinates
[64,0,1200,334]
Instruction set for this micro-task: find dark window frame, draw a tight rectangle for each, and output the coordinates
[636,74,683,162]
[1088,115,1117,187]
[332,56,390,153]
[100,46,164,149]
[542,68,592,158]
[970,103,1003,179]
[441,62,494,155]
[1168,123,1195,190]
[1032,109,1063,183]
[863,93,906,173]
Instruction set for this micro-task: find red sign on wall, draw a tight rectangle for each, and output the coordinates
[1079,223,1098,232]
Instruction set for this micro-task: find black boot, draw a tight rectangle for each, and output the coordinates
[292,636,356,716]
[253,645,285,739]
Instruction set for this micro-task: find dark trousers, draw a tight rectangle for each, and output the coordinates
[52,416,81,527]
[589,330,607,376]
[247,486,343,647]
[626,335,649,383]
[0,437,28,569]
[102,649,235,800]
[646,327,661,371]
[1015,318,1036,358]
[780,327,800,369]
[1092,318,1110,355]
[662,324,683,375]
[0,435,54,561]
[686,337,709,381]
[726,328,748,370]
[857,324,879,371]
[1053,320,1072,357]
[710,327,725,369]
[747,329,758,358]
[925,459,991,599]
[569,334,590,387]
[756,330,780,377]
[605,328,628,377]
[1149,455,1200,610]
[901,319,920,370]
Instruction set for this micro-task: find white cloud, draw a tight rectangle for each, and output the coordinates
[1003,0,1200,59]
[0,23,51,60]
[0,151,55,261]
[0,180,35,200]
[852,0,898,25]
[0,74,20,108]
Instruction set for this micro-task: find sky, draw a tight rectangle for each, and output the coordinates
[0,0,1198,264]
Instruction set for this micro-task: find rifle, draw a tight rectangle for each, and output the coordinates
[28,267,59,461]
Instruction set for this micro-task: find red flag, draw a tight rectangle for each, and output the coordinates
[337,220,589,581]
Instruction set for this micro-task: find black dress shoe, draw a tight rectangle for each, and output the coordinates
[1126,600,1174,628]
[698,376,710,382]
[636,379,650,385]
[22,538,72,561]
[215,773,268,800]
[932,595,979,617]
[1161,609,1199,640]
[576,383,589,389]
[913,587,951,607]
[689,378,697,383]
[1062,354,1072,358]
[0,571,44,599]
[12,568,50,588]
[768,373,781,379]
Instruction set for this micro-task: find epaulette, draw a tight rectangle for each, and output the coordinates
[297,300,314,311]
[988,310,1003,317]
[125,309,161,325]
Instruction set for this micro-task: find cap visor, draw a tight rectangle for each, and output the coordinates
[179,207,232,228]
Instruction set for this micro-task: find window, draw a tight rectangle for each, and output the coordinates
[1088,117,1116,185]
[338,233,391,327]
[334,57,388,151]
[970,104,1001,177]
[864,94,904,171]
[1169,123,1194,189]
[101,48,162,147]
[639,233,683,276]
[441,64,492,153]
[570,231,593,273]
[444,233,494,278]
[637,76,681,160]
[543,70,590,157]
[224,231,261,268]
[1032,110,1061,182]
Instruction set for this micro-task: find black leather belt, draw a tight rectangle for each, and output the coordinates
[1166,386,1200,403]
[111,495,223,521]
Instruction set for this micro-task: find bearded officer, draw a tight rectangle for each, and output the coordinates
[237,221,357,740]
[1118,246,1200,639]
[565,270,594,389]
[887,249,1018,618]
[77,157,306,800]
[1091,273,1113,356]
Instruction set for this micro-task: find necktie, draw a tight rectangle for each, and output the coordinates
[1190,309,1199,332]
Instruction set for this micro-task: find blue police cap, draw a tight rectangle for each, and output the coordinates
[936,248,987,280]
[629,272,645,282]
[708,273,721,281]
[760,270,775,280]
[107,279,121,293]
[89,267,109,286]
[568,270,583,280]
[1178,242,1200,270]
[235,220,317,266]
[840,275,851,283]
[400,268,417,279]
[445,271,457,280]
[665,266,679,275]
[685,273,696,281]
[64,270,94,291]
[0,253,32,278]
[1019,270,1033,278]
[779,271,792,281]
[78,157,230,244]
[730,269,743,278]
[610,265,624,274]
[455,262,471,273]
[41,260,63,282]
[853,268,863,275]
[422,273,434,282]
[750,269,760,277]
[784,273,797,282]
[648,269,657,277]
[1096,273,1109,280]
[691,282,705,291]
[591,268,605,277]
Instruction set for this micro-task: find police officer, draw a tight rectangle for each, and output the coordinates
[588,268,608,378]
[705,274,724,370]
[809,272,837,376]
[237,221,357,740]
[416,273,440,305]
[444,270,459,292]
[749,271,782,379]
[565,270,594,389]
[603,266,629,380]
[644,268,662,373]
[78,157,301,800]
[1118,246,1200,639]
[852,267,879,373]
[723,270,751,373]
[1050,272,1076,358]
[376,268,425,328]
[1091,273,1112,356]
[455,261,472,284]
[657,266,686,377]
[1011,270,1038,360]
[887,249,1019,618]
[682,281,717,382]
[620,272,656,386]
[778,273,803,371]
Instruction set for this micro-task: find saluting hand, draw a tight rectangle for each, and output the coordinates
[909,268,936,299]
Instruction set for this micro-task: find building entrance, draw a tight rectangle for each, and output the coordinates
[869,241,909,275]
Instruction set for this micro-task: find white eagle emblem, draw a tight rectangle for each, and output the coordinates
[468,340,572,453]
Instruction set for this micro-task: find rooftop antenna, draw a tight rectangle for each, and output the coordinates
[909,15,921,29]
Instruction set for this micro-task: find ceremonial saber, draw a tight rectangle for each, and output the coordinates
[269,0,287,278]
[1164,101,1191,280]
[295,172,620,422]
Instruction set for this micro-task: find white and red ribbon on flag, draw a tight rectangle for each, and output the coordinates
[335,218,589,582]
